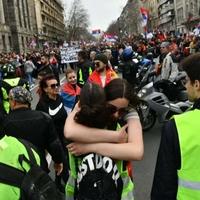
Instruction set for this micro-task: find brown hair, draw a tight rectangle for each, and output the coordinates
[65,68,75,79]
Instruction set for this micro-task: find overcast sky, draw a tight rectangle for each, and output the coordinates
[64,0,128,31]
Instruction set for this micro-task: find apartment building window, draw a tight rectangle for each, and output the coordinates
[42,14,45,21]
[17,0,22,27]
[186,4,189,17]
[2,35,6,50]
[25,0,31,29]
[8,36,12,48]
[43,27,47,34]
[177,7,183,23]
[194,0,198,14]
[22,0,27,28]
[190,2,194,14]
[21,36,25,48]
[26,37,29,46]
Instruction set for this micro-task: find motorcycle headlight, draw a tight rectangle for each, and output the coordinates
[137,89,147,98]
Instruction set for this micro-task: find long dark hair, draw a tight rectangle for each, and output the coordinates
[104,78,139,107]
[74,83,108,128]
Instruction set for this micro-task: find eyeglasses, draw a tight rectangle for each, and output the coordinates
[48,83,59,89]
[106,104,128,116]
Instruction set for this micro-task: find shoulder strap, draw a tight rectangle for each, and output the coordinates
[0,162,24,187]
[0,139,38,188]
[18,139,37,165]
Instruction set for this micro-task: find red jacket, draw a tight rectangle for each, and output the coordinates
[88,68,118,87]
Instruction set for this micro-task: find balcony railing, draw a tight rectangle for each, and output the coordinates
[160,4,174,15]
[158,0,169,7]
[159,16,173,25]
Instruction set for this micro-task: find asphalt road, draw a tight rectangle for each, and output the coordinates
[134,122,162,200]
[30,73,162,200]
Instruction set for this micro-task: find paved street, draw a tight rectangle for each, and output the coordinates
[30,73,162,200]
[134,122,162,200]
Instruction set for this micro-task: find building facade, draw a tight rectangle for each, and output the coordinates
[0,0,37,53]
[118,0,159,36]
[158,0,176,32]
[118,0,142,36]
[0,0,11,53]
[175,0,200,33]
[0,0,65,53]
[35,0,65,48]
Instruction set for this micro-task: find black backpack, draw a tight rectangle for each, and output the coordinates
[0,139,65,200]
[75,153,123,200]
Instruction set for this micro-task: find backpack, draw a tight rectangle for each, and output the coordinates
[75,153,123,200]
[0,139,65,200]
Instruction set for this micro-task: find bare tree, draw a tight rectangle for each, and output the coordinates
[65,0,90,42]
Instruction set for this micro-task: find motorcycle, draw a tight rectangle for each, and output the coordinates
[137,73,192,131]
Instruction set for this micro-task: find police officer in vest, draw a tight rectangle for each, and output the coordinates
[151,53,200,199]
[1,63,29,113]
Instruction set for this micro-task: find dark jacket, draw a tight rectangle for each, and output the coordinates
[36,94,68,146]
[151,99,200,200]
[120,60,138,86]
[2,107,64,172]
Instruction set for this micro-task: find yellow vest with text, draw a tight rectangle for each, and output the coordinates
[174,109,200,199]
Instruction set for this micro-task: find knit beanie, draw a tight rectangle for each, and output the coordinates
[95,53,108,64]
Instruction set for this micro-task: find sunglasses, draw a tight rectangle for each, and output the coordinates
[48,83,59,89]
[106,104,128,116]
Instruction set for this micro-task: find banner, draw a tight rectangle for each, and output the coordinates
[60,46,81,64]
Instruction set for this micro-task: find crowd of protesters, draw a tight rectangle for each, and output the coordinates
[1,30,200,85]
[1,29,200,199]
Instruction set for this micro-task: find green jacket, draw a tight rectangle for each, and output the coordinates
[0,135,40,200]
[174,109,200,199]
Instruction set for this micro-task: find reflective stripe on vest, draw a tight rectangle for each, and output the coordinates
[1,87,9,113]
[174,109,200,199]
[78,67,92,85]
[179,178,200,190]
[3,77,20,87]
[89,67,92,75]
[117,160,134,200]
[78,69,84,85]
[65,152,76,198]
[66,175,75,200]
[116,124,134,200]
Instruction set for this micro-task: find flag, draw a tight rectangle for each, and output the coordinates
[92,29,101,35]
[140,7,149,27]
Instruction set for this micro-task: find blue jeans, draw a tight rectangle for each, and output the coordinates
[26,72,33,86]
